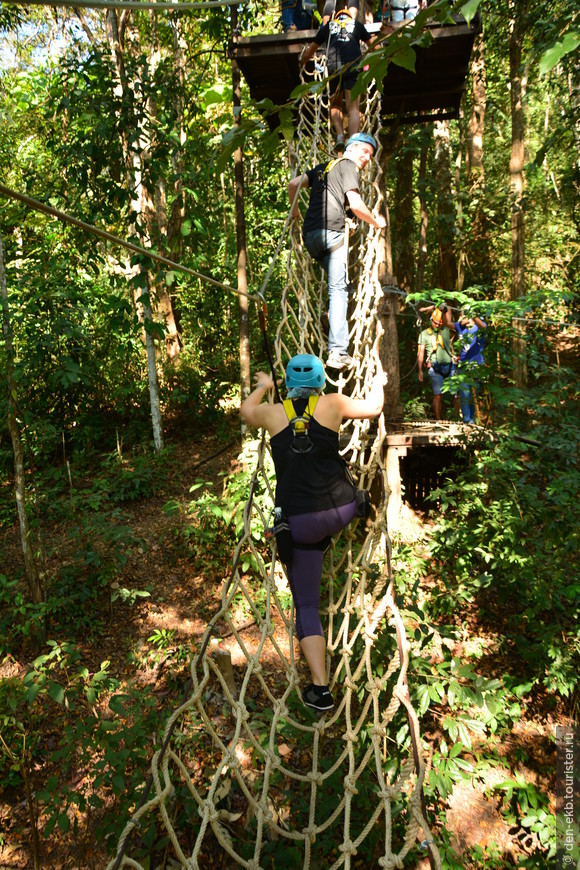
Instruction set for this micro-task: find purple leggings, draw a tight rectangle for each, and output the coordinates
[286,500,357,641]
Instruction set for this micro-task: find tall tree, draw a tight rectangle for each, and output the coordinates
[415,127,430,298]
[0,233,44,607]
[231,5,251,414]
[509,0,529,390]
[394,142,415,294]
[465,31,493,287]
[104,8,180,361]
[433,120,457,291]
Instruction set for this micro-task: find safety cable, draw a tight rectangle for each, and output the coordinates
[410,295,579,329]
[0,182,261,301]
[2,0,246,9]
[258,302,283,405]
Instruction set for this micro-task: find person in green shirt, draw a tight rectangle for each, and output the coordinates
[417,305,456,421]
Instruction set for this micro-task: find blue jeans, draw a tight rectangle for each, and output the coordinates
[457,364,480,423]
[281,0,312,30]
[303,229,349,354]
[389,2,419,21]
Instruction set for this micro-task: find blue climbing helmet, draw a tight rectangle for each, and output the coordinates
[285,354,326,390]
[346,132,378,155]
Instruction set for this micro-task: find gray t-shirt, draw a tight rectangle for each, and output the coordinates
[303,157,360,234]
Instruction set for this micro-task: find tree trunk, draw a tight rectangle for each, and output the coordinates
[394,144,415,294]
[509,0,528,390]
[0,233,44,606]
[139,277,164,452]
[416,127,429,298]
[141,11,181,361]
[466,32,493,288]
[377,141,401,420]
[231,9,251,418]
[433,120,457,291]
[106,11,165,446]
[455,114,465,293]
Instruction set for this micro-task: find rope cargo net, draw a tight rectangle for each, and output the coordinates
[108,58,440,870]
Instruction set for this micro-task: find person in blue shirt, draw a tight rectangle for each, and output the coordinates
[454,311,487,424]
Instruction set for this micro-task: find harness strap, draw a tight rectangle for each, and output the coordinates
[322,156,348,177]
[282,394,319,434]
[426,327,446,362]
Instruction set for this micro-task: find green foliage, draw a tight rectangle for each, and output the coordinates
[426,408,580,701]
[0,577,50,654]
[494,774,557,858]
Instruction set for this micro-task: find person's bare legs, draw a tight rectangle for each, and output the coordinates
[432,393,442,420]
[300,635,327,685]
[330,91,344,139]
[344,90,361,136]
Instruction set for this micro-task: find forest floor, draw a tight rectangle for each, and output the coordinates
[0,419,567,869]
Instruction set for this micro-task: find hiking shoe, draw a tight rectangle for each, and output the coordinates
[326,351,353,371]
[302,683,335,711]
[334,134,345,153]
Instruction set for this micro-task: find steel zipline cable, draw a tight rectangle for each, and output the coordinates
[0,182,260,302]
[2,0,246,10]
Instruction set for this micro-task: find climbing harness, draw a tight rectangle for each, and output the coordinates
[282,394,319,453]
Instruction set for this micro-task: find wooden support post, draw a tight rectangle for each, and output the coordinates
[213,648,238,701]
[385,445,406,533]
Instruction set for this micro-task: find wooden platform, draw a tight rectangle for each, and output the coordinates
[385,419,478,447]
[229,12,481,127]
[384,420,489,528]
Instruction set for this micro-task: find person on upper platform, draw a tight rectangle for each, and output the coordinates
[287,132,386,372]
[299,0,373,151]
[379,0,423,25]
[281,0,313,32]
[319,0,360,25]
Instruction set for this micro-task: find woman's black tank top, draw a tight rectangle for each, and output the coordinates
[270,397,355,516]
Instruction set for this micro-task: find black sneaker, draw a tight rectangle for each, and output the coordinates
[302,683,335,711]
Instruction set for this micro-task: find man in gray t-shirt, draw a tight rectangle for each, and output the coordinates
[287,133,385,370]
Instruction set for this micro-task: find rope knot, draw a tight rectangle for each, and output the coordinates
[307,771,323,784]
[302,824,318,843]
[370,724,386,739]
[380,856,404,869]
[343,775,358,796]
[207,805,220,823]
[339,839,357,857]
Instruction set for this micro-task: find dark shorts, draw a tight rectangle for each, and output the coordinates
[329,68,359,96]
